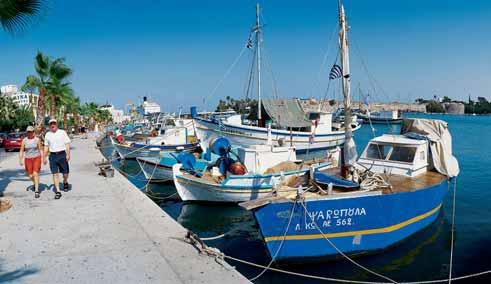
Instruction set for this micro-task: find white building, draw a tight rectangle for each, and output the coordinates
[137,96,161,115]
[99,104,131,123]
[0,84,39,108]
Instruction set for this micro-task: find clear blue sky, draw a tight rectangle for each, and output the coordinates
[1,0,490,111]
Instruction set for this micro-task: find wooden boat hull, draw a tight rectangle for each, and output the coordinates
[248,178,448,261]
[194,118,361,153]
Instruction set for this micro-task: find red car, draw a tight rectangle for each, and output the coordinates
[4,132,25,152]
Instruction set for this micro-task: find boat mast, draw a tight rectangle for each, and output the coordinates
[256,3,262,121]
[339,0,354,177]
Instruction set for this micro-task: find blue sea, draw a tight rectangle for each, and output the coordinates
[101,113,491,283]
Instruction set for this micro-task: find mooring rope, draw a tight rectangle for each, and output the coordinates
[448,177,458,284]
[139,159,160,190]
[298,199,399,283]
[183,230,491,284]
[249,199,298,281]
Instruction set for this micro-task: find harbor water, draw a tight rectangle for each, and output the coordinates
[100,113,491,283]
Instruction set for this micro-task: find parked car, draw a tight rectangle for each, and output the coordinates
[0,132,7,147]
[4,132,25,152]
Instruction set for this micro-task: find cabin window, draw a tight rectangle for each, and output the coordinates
[366,143,391,160]
[388,146,416,163]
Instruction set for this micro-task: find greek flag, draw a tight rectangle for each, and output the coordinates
[364,94,370,106]
[329,64,343,80]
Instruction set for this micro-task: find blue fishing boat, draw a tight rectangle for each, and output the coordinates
[240,1,460,262]
[243,119,459,261]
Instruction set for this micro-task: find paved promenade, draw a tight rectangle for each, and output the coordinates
[0,137,249,284]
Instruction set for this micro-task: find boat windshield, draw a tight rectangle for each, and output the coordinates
[365,143,417,163]
[388,146,416,163]
[366,143,391,160]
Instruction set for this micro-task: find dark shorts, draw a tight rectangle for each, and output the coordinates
[49,151,69,174]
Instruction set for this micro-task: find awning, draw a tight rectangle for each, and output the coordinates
[401,118,460,177]
[262,99,311,128]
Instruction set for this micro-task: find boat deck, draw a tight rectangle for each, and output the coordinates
[318,167,446,194]
[241,169,447,210]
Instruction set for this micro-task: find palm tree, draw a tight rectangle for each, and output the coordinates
[0,0,43,34]
[57,92,78,131]
[46,57,72,118]
[22,51,50,126]
[66,95,81,134]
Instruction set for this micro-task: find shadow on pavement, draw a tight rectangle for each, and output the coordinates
[0,260,39,283]
[0,169,27,197]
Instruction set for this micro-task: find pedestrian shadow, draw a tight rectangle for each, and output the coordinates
[0,259,39,283]
[37,183,73,193]
[25,183,50,193]
[0,169,28,197]
[57,183,72,192]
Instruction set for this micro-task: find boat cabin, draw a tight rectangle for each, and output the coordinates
[357,134,429,177]
[238,145,297,174]
[307,112,333,133]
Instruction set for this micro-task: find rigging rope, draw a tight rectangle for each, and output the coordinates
[202,44,249,109]
[313,24,339,101]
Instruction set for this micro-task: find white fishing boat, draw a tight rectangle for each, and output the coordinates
[172,134,333,203]
[193,4,360,154]
[111,126,199,159]
[358,110,403,124]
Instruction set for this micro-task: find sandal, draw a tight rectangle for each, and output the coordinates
[35,192,40,199]
[63,183,69,192]
[55,192,62,199]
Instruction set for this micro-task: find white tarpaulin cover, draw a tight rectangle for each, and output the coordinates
[401,118,459,177]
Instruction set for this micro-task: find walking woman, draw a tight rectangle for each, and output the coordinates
[19,126,43,198]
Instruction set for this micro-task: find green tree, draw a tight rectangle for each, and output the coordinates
[0,0,43,34]
[0,96,18,130]
[46,58,73,118]
[13,105,34,129]
[426,101,445,113]
[442,96,452,103]
[22,51,50,126]
[80,102,100,130]
[65,95,81,133]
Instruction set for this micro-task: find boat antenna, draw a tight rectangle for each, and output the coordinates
[255,2,263,122]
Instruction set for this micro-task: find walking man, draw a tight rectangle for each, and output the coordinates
[44,119,71,199]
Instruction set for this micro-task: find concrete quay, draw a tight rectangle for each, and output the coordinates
[0,137,249,284]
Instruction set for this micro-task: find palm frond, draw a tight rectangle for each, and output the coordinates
[34,51,50,80]
[0,0,44,34]
[49,57,72,81]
